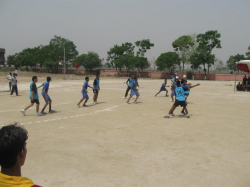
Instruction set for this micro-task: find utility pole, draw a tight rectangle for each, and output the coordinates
[64,45,65,79]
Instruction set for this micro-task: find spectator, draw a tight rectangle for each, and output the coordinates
[243,75,247,86]
[0,123,41,187]
[10,73,19,96]
[6,72,12,91]
[236,82,244,91]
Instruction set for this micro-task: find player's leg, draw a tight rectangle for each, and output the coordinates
[10,85,14,95]
[9,82,11,91]
[41,103,48,113]
[164,105,177,118]
[127,95,132,103]
[21,102,34,116]
[16,86,18,96]
[124,87,131,98]
[77,98,84,107]
[155,91,161,97]
[83,98,89,106]
[165,90,168,96]
[183,105,189,118]
[134,94,139,103]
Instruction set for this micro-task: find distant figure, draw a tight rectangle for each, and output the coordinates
[243,75,247,86]
[0,123,41,187]
[123,74,135,99]
[155,79,169,97]
[77,76,93,107]
[6,72,12,91]
[236,82,244,91]
[93,73,100,105]
[127,77,140,104]
[10,73,19,96]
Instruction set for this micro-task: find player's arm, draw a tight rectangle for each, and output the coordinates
[93,80,99,90]
[88,85,92,89]
[190,83,200,89]
[31,84,36,101]
[43,88,47,99]
[37,84,43,89]
[83,86,88,93]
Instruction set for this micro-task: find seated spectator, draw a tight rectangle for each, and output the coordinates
[236,82,244,91]
[243,75,247,86]
[0,123,41,187]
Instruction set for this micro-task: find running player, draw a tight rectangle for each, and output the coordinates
[77,77,92,107]
[21,76,42,116]
[123,74,135,99]
[127,77,140,104]
[164,80,190,118]
[155,79,169,97]
[93,73,100,104]
[40,77,55,114]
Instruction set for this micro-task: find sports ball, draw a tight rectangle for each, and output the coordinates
[183,75,187,79]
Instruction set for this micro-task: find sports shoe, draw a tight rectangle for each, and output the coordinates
[181,111,186,115]
[77,104,80,107]
[36,113,43,116]
[21,109,26,116]
[41,112,47,115]
[164,115,170,118]
[49,110,56,113]
[127,101,130,104]
[83,104,86,107]
[133,100,137,103]
[93,102,96,105]
[170,113,175,116]
[123,97,126,99]
[170,100,174,102]
[186,114,190,118]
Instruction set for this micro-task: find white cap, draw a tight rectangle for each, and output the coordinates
[176,76,179,79]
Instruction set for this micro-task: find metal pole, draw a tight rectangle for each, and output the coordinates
[64,46,65,79]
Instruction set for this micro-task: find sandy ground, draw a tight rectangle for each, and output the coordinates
[0,72,250,187]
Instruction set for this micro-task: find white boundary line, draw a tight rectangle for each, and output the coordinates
[20,104,123,125]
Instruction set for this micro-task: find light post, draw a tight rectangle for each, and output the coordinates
[64,45,66,79]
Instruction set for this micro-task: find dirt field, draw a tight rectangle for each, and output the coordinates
[0,72,250,187]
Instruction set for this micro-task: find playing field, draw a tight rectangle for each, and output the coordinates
[0,72,250,187]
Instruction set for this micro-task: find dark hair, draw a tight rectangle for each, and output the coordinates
[85,77,89,81]
[131,74,134,76]
[96,73,100,76]
[47,77,51,82]
[134,77,138,80]
[176,80,181,87]
[32,76,37,81]
[10,72,12,75]
[0,123,28,168]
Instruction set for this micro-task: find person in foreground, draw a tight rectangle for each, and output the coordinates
[0,123,41,187]
[164,80,190,118]
[77,76,92,107]
[123,74,135,99]
[21,76,42,116]
[127,77,140,104]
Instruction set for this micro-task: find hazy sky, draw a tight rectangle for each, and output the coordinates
[1,0,250,64]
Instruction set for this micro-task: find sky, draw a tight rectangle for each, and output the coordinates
[1,0,250,66]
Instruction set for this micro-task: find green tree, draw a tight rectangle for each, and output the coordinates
[49,35,78,68]
[133,56,150,72]
[172,35,195,72]
[227,54,245,71]
[43,59,59,73]
[75,52,102,72]
[155,52,181,72]
[246,46,250,59]
[135,39,154,57]
[196,30,221,73]
[7,54,20,68]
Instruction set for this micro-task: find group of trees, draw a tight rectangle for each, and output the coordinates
[226,47,250,71]
[155,30,222,74]
[106,39,154,72]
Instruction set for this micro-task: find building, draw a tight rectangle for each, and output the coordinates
[0,48,5,65]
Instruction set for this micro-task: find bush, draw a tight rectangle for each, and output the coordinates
[0,67,15,72]
[186,71,192,79]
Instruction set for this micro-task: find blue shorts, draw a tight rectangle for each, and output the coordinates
[171,90,175,96]
[82,92,89,99]
[42,94,51,104]
[131,90,140,96]
[160,87,166,92]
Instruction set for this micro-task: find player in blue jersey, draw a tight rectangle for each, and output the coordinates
[21,76,42,116]
[93,73,100,105]
[40,77,55,114]
[127,77,140,104]
[164,80,190,118]
[155,79,170,97]
[123,74,135,99]
[170,76,179,102]
[77,77,92,107]
[171,73,177,85]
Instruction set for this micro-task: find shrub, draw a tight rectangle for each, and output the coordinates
[0,67,15,72]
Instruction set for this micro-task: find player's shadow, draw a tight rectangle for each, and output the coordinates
[96,102,106,104]
[134,102,142,104]
[46,111,61,114]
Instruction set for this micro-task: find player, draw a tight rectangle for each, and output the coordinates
[164,80,190,118]
[123,74,135,99]
[127,77,140,104]
[170,76,179,102]
[171,73,177,84]
[39,77,55,114]
[21,76,42,116]
[181,79,200,100]
[155,79,169,97]
[77,77,92,107]
[93,73,100,104]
